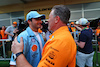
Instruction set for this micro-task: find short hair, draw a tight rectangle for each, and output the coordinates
[52,5,70,24]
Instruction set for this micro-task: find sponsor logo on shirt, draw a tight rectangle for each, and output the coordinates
[31,38,35,43]
[31,45,37,51]
[50,47,59,52]
[44,62,50,67]
[32,53,38,58]
[46,58,55,65]
[45,51,56,66]
[48,51,56,60]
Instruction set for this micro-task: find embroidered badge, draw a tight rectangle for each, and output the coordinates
[31,45,37,51]
[48,51,56,60]
[31,38,35,43]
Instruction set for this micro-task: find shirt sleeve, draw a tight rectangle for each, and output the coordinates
[10,53,16,65]
[17,33,28,55]
[96,30,100,35]
[79,33,87,42]
[10,35,21,65]
[38,39,76,67]
[10,34,27,65]
[5,26,11,33]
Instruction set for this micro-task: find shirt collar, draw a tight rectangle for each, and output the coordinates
[49,26,69,39]
[26,27,38,36]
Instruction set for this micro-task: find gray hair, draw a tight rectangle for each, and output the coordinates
[52,5,70,24]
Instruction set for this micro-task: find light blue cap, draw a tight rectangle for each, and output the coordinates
[26,11,45,21]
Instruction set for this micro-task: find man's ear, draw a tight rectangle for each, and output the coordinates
[27,20,31,24]
[55,16,60,24]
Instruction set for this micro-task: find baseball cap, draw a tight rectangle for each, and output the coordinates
[26,11,45,21]
[71,22,74,24]
[75,21,79,24]
[13,21,17,25]
[78,18,88,25]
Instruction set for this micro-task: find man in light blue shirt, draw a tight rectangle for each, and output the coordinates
[10,11,45,67]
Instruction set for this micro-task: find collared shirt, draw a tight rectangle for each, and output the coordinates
[96,29,100,35]
[38,26,76,67]
[78,28,93,54]
[71,27,76,32]
[10,27,45,67]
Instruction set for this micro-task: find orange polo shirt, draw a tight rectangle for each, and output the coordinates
[96,29,100,35]
[0,30,8,39]
[38,26,76,67]
[71,27,76,32]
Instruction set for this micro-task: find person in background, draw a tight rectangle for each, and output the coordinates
[0,26,8,39]
[69,22,77,38]
[11,5,76,67]
[38,21,47,42]
[75,18,94,67]
[67,23,72,32]
[74,21,82,31]
[87,22,90,28]
[5,21,18,41]
[70,22,76,32]
[38,21,52,42]
[75,21,80,26]
[0,26,8,57]
[4,22,18,58]
[41,21,52,42]
[96,21,100,52]
[10,11,45,67]
[73,21,81,40]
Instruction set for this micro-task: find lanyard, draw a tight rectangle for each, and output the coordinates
[82,27,88,31]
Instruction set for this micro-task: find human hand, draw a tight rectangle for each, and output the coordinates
[11,36,24,54]
[13,28,19,33]
[74,40,77,43]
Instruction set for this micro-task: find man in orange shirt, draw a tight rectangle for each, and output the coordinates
[0,26,8,39]
[0,26,8,57]
[11,5,76,67]
[96,25,100,52]
[70,22,76,32]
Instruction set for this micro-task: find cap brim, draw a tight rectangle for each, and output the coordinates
[34,14,45,19]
